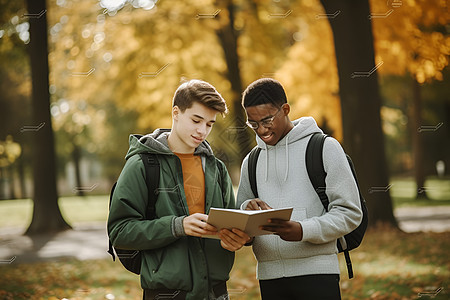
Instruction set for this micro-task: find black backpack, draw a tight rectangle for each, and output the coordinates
[107,153,160,275]
[247,132,368,279]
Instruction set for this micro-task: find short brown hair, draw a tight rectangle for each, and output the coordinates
[173,80,228,115]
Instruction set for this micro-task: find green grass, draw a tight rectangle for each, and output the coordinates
[390,177,450,208]
[0,195,109,229]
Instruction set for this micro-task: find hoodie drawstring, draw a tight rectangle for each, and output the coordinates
[265,147,269,182]
[284,136,289,182]
[263,136,290,183]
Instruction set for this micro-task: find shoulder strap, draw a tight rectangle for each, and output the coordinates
[305,133,329,210]
[138,153,160,219]
[248,147,261,198]
[306,133,356,279]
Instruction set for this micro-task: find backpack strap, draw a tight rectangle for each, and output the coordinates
[248,146,261,198]
[344,248,354,279]
[305,132,329,209]
[305,133,354,279]
[139,153,160,219]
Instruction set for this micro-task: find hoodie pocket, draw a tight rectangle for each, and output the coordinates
[278,207,332,259]
[291,207,307,223]
[252,234,280,262]
[253,207,308,262]
[277,207,310,260]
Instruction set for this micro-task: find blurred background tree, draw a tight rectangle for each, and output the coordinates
[0,0,31,200]
[24,0,71,234]
[371,0,449,199]
[318,0,396,224]
[0,0,448,233]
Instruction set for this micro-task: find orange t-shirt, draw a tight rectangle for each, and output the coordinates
[174,153,205,214]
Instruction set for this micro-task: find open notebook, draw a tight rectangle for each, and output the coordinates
[203,207,293,239]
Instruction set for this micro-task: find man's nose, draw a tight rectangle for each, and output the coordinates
[197,123,206,135]
[256,125,269,135]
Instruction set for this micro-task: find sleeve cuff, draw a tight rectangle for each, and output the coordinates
[172,216,187,237]
[299,219,318,242]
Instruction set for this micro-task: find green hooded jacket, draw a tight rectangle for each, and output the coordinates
[107,129,235,300]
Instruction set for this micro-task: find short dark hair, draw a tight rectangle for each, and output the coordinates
[173,79,228,115]
[241,78,287,108]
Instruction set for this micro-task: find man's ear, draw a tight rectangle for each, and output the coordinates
[282,103,291,116]
[172,106,180,120]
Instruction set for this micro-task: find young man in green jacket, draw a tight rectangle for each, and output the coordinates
[108,80,251,300]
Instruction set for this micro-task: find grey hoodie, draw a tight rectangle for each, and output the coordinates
[237,117,362,280]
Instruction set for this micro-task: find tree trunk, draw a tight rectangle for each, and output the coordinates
[0,168,5,199]
[25,0,71,235]
[18,156,27,199]
[320,0,397,226]
[412,78,427,199]
[215,0,253,165]
[7,165,16,199]
[73,144,85,197]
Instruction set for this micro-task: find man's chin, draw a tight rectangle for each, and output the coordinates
[259,133,277,145]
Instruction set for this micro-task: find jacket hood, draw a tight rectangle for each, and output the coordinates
[125,128,214,159]
[255,116,323,183]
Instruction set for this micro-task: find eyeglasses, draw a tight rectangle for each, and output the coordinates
[246,106,283,130]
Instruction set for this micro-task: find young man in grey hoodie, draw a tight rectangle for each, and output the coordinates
[237,78,363,299]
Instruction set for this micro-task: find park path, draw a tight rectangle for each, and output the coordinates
[0,222,108,264]
[1,206,450,264]
[395,205,450,232]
